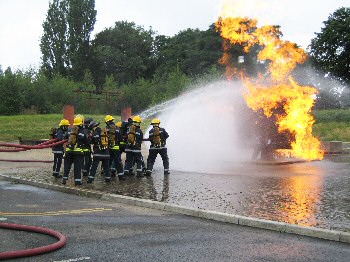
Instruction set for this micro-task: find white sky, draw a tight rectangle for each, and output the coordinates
[0,0,349,70]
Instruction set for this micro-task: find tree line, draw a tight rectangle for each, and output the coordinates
[0,0,349,115]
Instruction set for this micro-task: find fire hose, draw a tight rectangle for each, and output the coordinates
[0,139,67,150]
[0,139,67,162]
[0,222,67,260]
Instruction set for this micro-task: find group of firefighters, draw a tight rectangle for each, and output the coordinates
[50,114,170,186]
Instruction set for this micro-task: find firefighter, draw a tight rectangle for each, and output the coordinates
[119,117,133,154]
[124,115,144,177]
[88,121,111,183]
[51,119,70,178]
[62,116,87,186]
[145,118,170,176]
[82,117,93,176]
[105,115,125,181]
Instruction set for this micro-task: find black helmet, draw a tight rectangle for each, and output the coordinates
[88,121,99,129]
[84,117,93,125]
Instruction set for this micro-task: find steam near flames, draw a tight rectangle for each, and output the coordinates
[216,6,324,160]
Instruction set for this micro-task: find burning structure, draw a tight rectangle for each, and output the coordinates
[215,11,324,161]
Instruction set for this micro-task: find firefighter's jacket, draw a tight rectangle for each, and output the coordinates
[52,127,68,154]
[91,127,110,158]
[126,125,144,152]
[106,122,123,151]
[120,120,131,147]
[148,127,169,149]
[65,126,87,154]
[81,125,92,153]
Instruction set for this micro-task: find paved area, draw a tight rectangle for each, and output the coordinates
[1,149,350,232]
[1,180,350,262]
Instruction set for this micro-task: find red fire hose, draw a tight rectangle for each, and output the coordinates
[0,139,67,150]
[0,139,66,162]
[0,222,67,260]
[0,159,53,163]
[36,138,58,146]
[0,148,29,152]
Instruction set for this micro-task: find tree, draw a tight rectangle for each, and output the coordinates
[40,0,96,80]
[0,68,26,115]
[40,0,68,78]
[156,25,223,77]
[91,21,156,87]
[308,7,350,85]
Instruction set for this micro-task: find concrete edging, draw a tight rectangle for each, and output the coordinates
[1,174,350,244]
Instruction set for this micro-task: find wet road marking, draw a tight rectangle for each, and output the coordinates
[0,208,112,216]
[53,257,91,262]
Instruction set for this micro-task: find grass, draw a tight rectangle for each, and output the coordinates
[0,109,349,142]
[0,114,151,142]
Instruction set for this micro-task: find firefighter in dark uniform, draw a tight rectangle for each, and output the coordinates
[51,119,70,178]
[62,116,87,186]
[124,115,144,177]
[105,115,125,181]
[145,118,170,176]
[82,117,93,176]
[88,121,111,183]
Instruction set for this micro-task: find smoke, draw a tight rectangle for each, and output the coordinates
[141,80,254,174]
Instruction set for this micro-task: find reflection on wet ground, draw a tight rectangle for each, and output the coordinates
[2,154,350,232]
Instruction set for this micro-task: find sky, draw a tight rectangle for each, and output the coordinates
[0,0,349,70]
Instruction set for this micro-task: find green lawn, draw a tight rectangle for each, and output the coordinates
[0,114,150,142]
[0,110,349,142]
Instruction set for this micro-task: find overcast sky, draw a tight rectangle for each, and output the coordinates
[0,0,349,70]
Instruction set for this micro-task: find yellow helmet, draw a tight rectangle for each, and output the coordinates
[59,119,70,126]
[105,115,115,122]
[132,115,142,123]
[116,121,122,128]
[73,116,83,126]
[76,114,84,122]
[151,118,160,125]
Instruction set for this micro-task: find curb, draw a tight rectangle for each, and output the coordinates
[1,174,350,244]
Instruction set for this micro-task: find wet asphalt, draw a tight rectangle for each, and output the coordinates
[2,153,350,232]
[1,180,350,262]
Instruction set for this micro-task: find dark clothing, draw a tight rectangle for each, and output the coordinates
[52,127,67,153]
[119,121,131,153]
[124,125,144,176]
[52,154,63,177]
[146,126,170,174]
[106,122,124,177]
[88,126,110,181]
[52,127,68,177]
[149,127,169,148]
[147,147,169,172]
[81,126,92,176]
[63,153,83,182]
[63,125,87,184]
[89,158,110,181]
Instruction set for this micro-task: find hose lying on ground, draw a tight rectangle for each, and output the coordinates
[0,159,53,163]
[0,139,67,150]
[0,139,64,162]
[0,222,67,260]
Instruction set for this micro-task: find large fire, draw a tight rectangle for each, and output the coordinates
[216,8,324,160]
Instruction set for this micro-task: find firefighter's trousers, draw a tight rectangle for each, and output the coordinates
[147,147,169,172]
[124,149,143,175]
[82,150,92,176]
[53,153,63,176]
[63,152,83,183]
[109,150,124,177]
[89,156,110,181]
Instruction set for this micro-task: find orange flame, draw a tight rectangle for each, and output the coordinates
[216,13,324,160]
